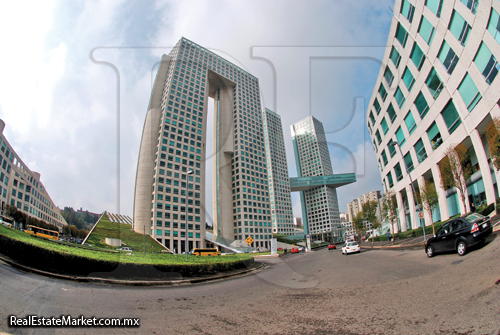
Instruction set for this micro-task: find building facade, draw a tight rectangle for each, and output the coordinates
[0,120,67,230]
[294,217,303,228]
[134,37,272,253]
[263,108,294,235]
[368,0,500,232]
[291,116,341,235]
[347,190,384,222]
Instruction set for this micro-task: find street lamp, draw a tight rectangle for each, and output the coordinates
[388,140,426,242]
[185,169,193,260]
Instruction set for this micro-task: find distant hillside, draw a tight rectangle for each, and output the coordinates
[61,207,101,231]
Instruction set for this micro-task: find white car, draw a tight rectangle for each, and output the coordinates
[342,241,360,255]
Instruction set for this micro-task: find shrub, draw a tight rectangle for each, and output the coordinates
[478,203,495,216]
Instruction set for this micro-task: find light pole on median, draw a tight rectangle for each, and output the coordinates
[388,140,426,242]
[185,169,193,260]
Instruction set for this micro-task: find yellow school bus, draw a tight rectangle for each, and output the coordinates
[191,248,221,256]
[25,225,59,240]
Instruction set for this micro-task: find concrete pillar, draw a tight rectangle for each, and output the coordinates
[396,190,405,233]
[431,164,449,221]
[470,129,496,205]
[133,55,171,234]
[406,184,417,231]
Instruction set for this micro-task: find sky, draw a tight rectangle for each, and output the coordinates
[0,0,395,222]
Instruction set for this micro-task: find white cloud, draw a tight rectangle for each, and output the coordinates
[0,0,393,219]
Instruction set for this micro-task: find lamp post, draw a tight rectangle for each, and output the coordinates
[185,169,193,260]
[388,140,426,242]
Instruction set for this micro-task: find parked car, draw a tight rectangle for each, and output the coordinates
[425,213,493,257]
[342,241,360,255]
[291,247,299,253]
[328,243,336,250]
[117,247,133,251]
[298,246,305,252]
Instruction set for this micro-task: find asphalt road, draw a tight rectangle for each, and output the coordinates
[1,235,499,335]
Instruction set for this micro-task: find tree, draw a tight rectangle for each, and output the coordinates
[362,200,380,247]
[486,116,500,170]
[420,180,439,235]
[382,190,398,245]
[352,212,364,244]
[440,144,473,214]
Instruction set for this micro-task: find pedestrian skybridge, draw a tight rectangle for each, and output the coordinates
[289,173,356,192]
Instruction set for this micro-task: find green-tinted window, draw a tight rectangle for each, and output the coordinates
[404,111,417,135]
[395,86,405,108]
[389,47,401,68]
[425,0,442,17]
[427,122,443,150]
[419,16,435,45]
[387,103,397,123]
[389,143,396,157]
[414,139,427,163]
[374,98,381,114]
[460,0,479,14]
[382,150,388,166]
[379,83,388,101]
[402,67,415,91]
[395,163,403,181]
[474,42,499,85]
[396,126,406,146]
[156,229,162,235]
[438,40,459,74]
[369,111,375,124]
[441,100,462,134]
[373,140,378,152]
[404,152,414,172]
[387,171,394,188]
[449,10,471,46]
[414,92,430,118]
[425,68,443,99]
[487,7,500,44]
[401,0,415,22]
[384,66,394,85]
[381,118,389,134]
[375,129,382,145]
[368,122,373,134]
[458,73,481,112]
[395,23,409,47]
[410,43,425,70]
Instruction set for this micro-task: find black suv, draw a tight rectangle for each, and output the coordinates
[425,213,493,257]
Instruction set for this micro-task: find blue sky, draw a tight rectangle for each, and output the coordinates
[0,0,394,220]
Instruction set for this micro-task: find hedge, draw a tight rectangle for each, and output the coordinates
[477,203,495,216]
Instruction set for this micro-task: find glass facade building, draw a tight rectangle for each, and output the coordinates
[368,0,500,232]
[263,108,294,235]
[291,116,341,235]
[0,120,67,230]
[134,37,272,253]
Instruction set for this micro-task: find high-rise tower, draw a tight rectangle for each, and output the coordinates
[262,108,294,235]
[134,37,272,253]
[291,116,341,235]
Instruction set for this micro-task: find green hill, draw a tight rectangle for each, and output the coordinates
[85,214,167,253]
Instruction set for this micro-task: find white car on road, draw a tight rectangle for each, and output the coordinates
[342,241,360,255]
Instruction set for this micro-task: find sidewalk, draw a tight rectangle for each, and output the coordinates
[363,219,500,250]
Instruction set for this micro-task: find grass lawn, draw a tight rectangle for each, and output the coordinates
[0,224,252,266]
[85,214,166,253]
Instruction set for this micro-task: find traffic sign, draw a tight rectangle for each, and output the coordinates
[245,236,254,245]
[418,212,424,219]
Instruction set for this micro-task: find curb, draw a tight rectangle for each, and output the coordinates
[362,243,425,249]
[0,255,267,286]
